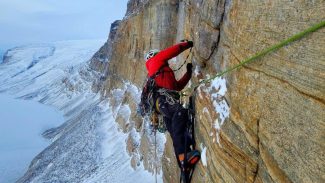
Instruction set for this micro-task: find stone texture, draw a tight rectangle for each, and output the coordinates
[91,0,325,182]
[90,20,121,74]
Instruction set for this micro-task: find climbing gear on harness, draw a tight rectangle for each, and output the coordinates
[154,90,179,133]
[155,98,161,113]
[157,114,166,133]
[154,97,166,132]
[149,112,166,133]
[150,111,159,129]
[145,49,160,61]
[138,76,157,116]
[138,64,168,117]
[157,88,180,105]
[138,65,170,134]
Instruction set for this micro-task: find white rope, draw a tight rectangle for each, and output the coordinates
[154,130,158,183]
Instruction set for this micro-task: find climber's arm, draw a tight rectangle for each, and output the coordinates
[175,63,193,91]
[146,41,193,77]
[154,42,192,64]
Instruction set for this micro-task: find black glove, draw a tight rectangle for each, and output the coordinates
[186,63,193,73]
[187,40,193,47]
[180,39,193,47]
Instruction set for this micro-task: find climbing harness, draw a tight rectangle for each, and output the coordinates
[155,88,181,133]
[157,88,180,105]
[184,20,325,94]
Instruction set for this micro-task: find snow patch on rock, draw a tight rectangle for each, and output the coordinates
[200,143,208,167]
[198,75,230,145]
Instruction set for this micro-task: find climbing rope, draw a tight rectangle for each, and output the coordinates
[154,130,158,183]
[185,20,325,93]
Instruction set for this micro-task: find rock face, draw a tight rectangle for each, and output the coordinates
[90,20,121,74]
[91,0,325,182]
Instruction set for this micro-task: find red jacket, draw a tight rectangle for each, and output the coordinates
[146,42,192,91]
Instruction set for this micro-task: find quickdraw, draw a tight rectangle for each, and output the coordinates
[157,88,180,105]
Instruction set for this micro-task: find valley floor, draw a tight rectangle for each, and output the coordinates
[0,94,64,183]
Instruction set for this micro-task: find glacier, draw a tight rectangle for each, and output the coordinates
[0,40,159,182]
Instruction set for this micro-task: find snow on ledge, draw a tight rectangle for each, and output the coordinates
[200,143,208,167]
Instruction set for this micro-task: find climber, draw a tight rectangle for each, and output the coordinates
[143,40,200,181]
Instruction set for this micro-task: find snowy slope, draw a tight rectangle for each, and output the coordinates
[0,40,159,182]
[0,94,64,183]
[0,49,4,63]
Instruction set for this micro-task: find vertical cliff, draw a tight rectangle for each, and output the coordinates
[91,0,325,182]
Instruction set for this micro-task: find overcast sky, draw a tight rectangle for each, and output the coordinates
[0,0,128,50]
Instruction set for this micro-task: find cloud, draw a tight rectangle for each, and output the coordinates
[0,0,54,17]
[0,0,128,49]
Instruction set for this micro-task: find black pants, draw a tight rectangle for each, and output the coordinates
[156,95,190,156]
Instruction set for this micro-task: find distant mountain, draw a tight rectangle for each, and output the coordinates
[0,40,158,182]
[0,49,4,63]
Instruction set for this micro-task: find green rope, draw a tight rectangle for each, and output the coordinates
[189,20,325,92]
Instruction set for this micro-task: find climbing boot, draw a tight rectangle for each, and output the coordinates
[187,150,200,167]
[178,150,201,168]
[180,151,200,183]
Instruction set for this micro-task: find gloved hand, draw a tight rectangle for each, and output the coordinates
[180,39,193,47]
[187,40,193,47]
[186,63,193,73]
